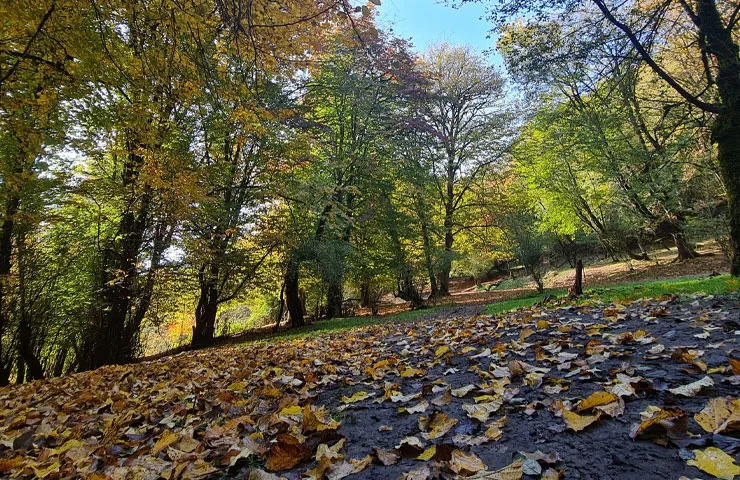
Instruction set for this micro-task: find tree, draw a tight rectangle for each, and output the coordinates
[470,0,740,275]
[419,44,509,296]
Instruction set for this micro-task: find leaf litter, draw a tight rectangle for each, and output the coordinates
[0,294,738,479]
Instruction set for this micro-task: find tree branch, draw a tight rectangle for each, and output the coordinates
[591,0,722,114]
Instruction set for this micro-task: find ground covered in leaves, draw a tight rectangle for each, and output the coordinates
[1,294,739,480]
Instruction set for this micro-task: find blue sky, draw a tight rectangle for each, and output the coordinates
[375,0,495,55]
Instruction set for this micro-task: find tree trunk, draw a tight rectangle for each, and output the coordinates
[325,280,343,319]
[191,264,220,349]
[15,358,24,385]
[418,202,438,299]
[438,227,453,297]
[674,232,699,261]
[284,254,304,327]
[17,316,44,381]
[84,145,153,370]
[359,283,370,308]
[695,0,740,275]
[570,259,584,297]
[273,282,286,333]
[0,195,19,386]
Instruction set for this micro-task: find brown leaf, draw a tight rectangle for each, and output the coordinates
[372,448,400,466]
[265,434,312,471]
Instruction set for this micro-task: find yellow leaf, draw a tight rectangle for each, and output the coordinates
[421,412,458,440]
[153,431,180,455]
[416,446,436,461]
[695,397,740,434]
[400,367,426,378]
[463,400,503,422]
[435,346,450,357]
[469,458,523,479]
[687,447,740,480]
[562,410,600,432]
[279,405,303,416]
[575,391,618,412]
[341,391,369,404]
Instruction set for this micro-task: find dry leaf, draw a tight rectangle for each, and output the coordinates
[449,449,487,475]
[695,397,740,434]
[687,447,740,480]
[469,458,523,479]
[668,376,714,397]
[562,410,600,432]
[341,391,369,404]
[463,400,503,422]
[575,391,618,412]
[264,434,311,471]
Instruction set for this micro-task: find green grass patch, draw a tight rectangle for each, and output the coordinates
[583,275,737,303]
[239,275,737,347]
[484,275,737,316]
[250,304,453,345]
[484,289,566,315]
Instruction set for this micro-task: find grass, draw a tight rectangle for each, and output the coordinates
[243,275,737,346]
[484,288,567,315]
[583,275,737,302]
[484,274,738,315]
[249,304,453,344]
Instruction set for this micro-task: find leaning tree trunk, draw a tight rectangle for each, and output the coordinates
[673,232,699,261]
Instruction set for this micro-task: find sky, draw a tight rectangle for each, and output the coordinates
[375,0,496,55]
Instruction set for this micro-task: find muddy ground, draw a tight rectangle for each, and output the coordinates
[271,294,740,479]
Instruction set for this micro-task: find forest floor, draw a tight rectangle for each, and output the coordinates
[0,273,739,479]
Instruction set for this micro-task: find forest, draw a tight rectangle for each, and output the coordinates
[0,0,738,388]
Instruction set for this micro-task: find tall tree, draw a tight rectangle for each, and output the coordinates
[471,0,740,275]
[420,44,508,296]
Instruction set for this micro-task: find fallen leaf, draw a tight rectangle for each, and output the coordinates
[420,412,458,440]
[695,397,740,434]
[562,410,600,432]
[469,458,523,479]
[265,434,311,471]
[449,449,487,475]
[372,448,399,466]
[341,391,369,404]
[575,391,618,412]
[687,447,740,480]
[630,406,687,440]
[463,400,503,422]
[668,376,715,397]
